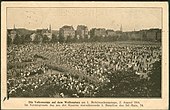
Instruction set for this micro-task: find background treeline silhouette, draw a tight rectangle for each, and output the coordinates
[7,29,161,45]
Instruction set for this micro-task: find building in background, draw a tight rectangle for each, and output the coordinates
[106,29,115,37]
[59,25,75,41]
[76,25,88,39]
[125,28,162,41]
[43,24,53,40]
[90,28,106,37]
[145,28,162,41]
[29,25,52,42]
[7,24,162,43]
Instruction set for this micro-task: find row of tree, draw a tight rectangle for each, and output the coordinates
[7,33,58,45]
[7,33,160,45]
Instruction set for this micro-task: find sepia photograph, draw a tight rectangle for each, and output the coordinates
[1,2,169,110]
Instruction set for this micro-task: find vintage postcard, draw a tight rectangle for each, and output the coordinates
[1,1,169,110]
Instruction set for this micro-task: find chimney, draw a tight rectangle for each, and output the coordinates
[120,24,122,32]
[13,24,16,29]
[49,24,51,32]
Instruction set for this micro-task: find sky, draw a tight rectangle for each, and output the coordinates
[7,7,162,31]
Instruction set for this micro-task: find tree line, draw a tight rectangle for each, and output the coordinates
[7,32,161,45]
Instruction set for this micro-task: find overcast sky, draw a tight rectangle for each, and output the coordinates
[7,7,162,31]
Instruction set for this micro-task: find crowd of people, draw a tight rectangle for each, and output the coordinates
[54,43,161,79]
[7,71,100,97]
[7,42,161,97]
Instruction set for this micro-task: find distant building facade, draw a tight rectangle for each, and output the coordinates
[43,25,52,40]
[59,25,75,41]
[7,24,162,43]
[30,25,53,42]
[90,28,106,37]
[125,28,162,41]
[76,25,88,39]
[106,29,115,37]
[145,28,161,41]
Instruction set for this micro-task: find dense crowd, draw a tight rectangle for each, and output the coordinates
[7,42,161,97]
[7,71,99,97]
